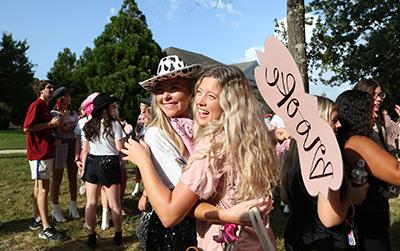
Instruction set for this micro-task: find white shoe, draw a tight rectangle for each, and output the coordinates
[69,201,80,219]
[101,208,110,230]
[51,204,66,223]
[131,183,140,196]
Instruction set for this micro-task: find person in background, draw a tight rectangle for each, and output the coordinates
[23,80,62,241]
[282,95,368,250]
[48,87,80,222]
[81,93,125,249]
[123,64,279,251]
[336,90,400,251]
[74,92,113,230]
[132,97,151,197]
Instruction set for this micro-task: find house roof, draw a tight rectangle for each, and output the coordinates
[164,47,222,66]
[164,47,258,87]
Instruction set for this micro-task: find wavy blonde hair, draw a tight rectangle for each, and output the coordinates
[316,95,335,123]
[147,78,194,156]
[190,65,279,201]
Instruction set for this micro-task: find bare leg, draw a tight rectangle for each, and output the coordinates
[35,179,50,229]
[104,184,122,232]
[85,182,101,234]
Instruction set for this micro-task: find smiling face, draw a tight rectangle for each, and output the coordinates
[194,77,223,126]
[154,78,191,118]
[328,107,341,135]
[372,86,384,119]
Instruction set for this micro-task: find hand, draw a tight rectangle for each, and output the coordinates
[348,183,369,205]
[395,104,400,117]
[121,139,151,167]
[138,194,147,212]
[274,128,290,143]
[222,198,274,226]
[49,116,61,128]
[76,160,84,176]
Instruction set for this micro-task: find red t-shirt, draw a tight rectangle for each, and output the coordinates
[23,98,54,160]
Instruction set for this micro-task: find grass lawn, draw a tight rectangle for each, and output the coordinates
[0,129,26,150]
[0,153,399,250]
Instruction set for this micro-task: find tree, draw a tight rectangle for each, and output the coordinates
[0,32,35,128]
[308,0,400,111]
[287,0,309,93]
[47,48,80,108]
[76,0,164,123]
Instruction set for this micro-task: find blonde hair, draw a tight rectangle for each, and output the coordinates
[147,78,193,156]
[316,95,335,123]
[190,65,279,201]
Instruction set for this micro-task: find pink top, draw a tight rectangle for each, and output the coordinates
[180,136,275,251]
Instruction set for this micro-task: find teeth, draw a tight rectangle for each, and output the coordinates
[199,109,209,115]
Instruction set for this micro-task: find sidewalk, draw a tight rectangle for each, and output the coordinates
[0,149,26,155]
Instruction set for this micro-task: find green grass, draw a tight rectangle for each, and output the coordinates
[0,153,399,250]
[0,129,26,150]
[0,153,141,251]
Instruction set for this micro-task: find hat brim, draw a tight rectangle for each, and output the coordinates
[92,96,119,117]
[140,64,202,93]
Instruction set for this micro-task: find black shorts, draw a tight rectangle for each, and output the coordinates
[82,154,121,188]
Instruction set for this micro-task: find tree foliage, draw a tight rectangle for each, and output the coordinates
[74,0,164,123]
[308,0,400,109]
[0,32,35,127]
[47,48,81,109]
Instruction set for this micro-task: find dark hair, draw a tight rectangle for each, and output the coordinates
[32,80,53,97]
[353,78,380,95]
[83,107,114,142]
[335,90,374,147]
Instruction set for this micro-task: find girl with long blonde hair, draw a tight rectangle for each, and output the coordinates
[123,64,279,251]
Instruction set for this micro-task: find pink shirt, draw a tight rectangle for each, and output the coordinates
[181,136,274,251]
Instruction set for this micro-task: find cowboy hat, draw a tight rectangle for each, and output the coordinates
[140,55,202,93]
[92,93,119,117]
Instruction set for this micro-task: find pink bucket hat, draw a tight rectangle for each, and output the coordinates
[81,92,100,116]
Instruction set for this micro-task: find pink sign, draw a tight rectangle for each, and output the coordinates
[254,37,343,199]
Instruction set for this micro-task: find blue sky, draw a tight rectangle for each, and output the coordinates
[0,0,351,100]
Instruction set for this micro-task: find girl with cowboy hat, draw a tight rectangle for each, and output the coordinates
[81,93,124,249]
[123,64,279,251]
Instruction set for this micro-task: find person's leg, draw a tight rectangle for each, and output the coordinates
[85,182,101,234]
[132,168,141,196]
[67,154,79,219]
[50,167,66,222]
[36,179,50,229]
[101,186,110,230]
[104,184,122,232]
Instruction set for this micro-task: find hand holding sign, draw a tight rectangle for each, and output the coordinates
[254,37,343,199]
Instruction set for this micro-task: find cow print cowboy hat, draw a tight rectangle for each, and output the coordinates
[139,55,202,93]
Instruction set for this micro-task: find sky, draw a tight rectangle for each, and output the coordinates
[0,0,351,100]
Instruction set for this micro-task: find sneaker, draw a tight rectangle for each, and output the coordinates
[38,226,63,241]
[29,219,42,231]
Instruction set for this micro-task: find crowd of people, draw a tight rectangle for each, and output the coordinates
[22,55,400,250]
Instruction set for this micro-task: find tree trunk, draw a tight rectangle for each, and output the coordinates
[287,0,309,93]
